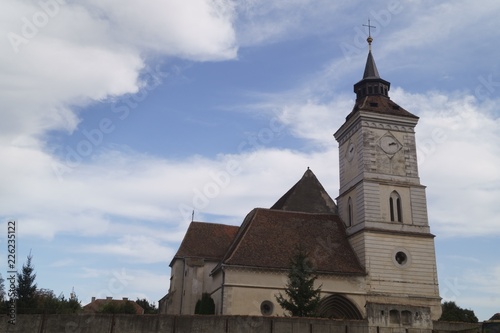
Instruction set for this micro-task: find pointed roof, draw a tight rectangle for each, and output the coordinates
[270,168,337,214]
[348,37,418,120]
[363,51,380,79]
[353,49,390,101]
[218,208,364,275]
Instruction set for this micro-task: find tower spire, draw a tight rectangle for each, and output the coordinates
[353,20,390,101]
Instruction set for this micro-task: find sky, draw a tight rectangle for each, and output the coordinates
[0,0,499,321]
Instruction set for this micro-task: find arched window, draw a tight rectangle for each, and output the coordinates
[389,191,402,222]
[347,197,353,226]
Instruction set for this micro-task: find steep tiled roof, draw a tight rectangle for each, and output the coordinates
[221,208,364,275]
[271,168,338,214]
[363,50,380,79]
[347,95,418,120]
[172,222,239,263]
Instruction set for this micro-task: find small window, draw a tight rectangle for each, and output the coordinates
[390,310,400,324]
[395,251,408,265]
[402,310,412,325]
[390,191,402,222]
[347,197,353,226]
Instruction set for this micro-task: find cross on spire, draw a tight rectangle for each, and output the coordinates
[362,19,376,51]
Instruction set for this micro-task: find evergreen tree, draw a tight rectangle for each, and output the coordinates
[0,273,5,301]
[0,273,5,314]
[16,253,38,313]
[439,301,478,323]
[276,247,322,317]
[194,293,215,315]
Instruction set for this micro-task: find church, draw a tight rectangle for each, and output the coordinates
[160,34,442,329]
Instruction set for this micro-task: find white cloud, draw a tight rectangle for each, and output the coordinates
[86,0,237,61]
[0,0,238,144]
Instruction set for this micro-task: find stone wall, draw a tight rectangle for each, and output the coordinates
[1,314,481,333]
[433,321,481,333]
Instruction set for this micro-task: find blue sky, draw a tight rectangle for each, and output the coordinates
[0,0,499,321]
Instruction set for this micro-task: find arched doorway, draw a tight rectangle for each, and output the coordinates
[317,294,363,319]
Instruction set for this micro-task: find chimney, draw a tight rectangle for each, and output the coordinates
[91,296,96,302]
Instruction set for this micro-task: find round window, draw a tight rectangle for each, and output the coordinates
[395,251,407,265]
[260,300,274,316]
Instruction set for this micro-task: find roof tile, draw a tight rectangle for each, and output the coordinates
[173,222,239,262]
[222,209,364,275]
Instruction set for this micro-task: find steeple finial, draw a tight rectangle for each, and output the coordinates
[362,19,376,51]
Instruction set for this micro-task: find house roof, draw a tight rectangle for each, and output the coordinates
[171,221,239,265]
[220,208,364,275]
[271,168,338,214]
[82,298,144,315]
[490,313,500,321]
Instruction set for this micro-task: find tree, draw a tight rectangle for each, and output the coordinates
[136,298,158,314]
[0,273,5,314]
[16,253,38,313]
[275,247,322,317]
[439,301,478,323]
[0,273,5,302]
[194,293,215,315]
[32,289,80,314]
[99,301,137,314]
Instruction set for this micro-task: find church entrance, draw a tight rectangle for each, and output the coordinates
[317,294,363,319]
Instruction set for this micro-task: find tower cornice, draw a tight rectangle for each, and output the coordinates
[334,108,418,145]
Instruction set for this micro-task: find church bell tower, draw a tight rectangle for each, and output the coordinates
[334,32,442,321]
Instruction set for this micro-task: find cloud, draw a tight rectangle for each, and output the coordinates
[86,0,237,61]
[0,0,238,144]
[0,0,240,243]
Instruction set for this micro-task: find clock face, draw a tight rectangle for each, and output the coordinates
[379,134,401,155]
[346,142,355,161]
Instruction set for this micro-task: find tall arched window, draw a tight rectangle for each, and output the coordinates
[347,197,353,226]
[389,191,402,222]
